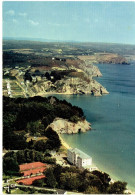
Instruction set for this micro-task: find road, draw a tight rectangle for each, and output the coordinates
[3,183,83,194]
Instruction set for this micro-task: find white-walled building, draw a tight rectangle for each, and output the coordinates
[67,148,92,169]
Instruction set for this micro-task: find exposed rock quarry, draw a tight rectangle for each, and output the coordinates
[48,117,91,134]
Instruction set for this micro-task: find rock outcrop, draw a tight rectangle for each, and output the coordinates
[28,63,109,96]
[48,117,91,134]
[96,53,128,64]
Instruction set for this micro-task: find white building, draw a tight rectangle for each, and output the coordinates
[67,148,92,169]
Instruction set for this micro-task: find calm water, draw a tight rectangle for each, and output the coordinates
[53,63,135,191]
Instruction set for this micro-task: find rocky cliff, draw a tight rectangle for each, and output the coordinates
[78,53,129,65]
[28,63,109,97]
[95,53,128,64]
[7,57,109,97]
[48,117,91,134]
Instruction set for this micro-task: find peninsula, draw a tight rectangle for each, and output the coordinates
[3,40,132,99]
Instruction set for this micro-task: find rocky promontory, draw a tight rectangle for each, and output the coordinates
[96,53,129,64]
[25,61,109,97]
[48,117,91,134]
[4,56,109,97]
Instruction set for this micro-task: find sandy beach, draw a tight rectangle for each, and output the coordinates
[59,135,134,194]
[59,134,71,149]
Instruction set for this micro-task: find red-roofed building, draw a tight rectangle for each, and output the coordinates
[23,167,46,176]
[20,162,46,172]
[16,175,45,185]
[16,162,47,185]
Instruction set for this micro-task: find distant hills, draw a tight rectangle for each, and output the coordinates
[3,37,135,56]
[3,37,79,43]
[3,37,135,45]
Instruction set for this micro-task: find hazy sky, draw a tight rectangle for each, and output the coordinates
[3,1,135,44]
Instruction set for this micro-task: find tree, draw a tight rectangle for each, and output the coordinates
[3,157,19,175]
[16,150,26,164]
[92,170,111,192]
[34,140,47,152]
[60,171,80,191]
[45,128,61,150]
[43,157,56,165]
[26,121,44,136]
[69,115,79,123]
[44,168,57,188]
[32,179,45,187]
[53,165,62,187]
[85,186,100,194]
[107,181,127,194]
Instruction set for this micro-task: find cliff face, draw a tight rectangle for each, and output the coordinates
[96,53,128,64]
[6,57,109,97]
[78,53,129,65]
[28,63,109,97]
[48,117,91,134]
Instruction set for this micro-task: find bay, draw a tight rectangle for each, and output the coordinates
[53,62,135,192]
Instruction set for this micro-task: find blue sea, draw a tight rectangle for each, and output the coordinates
[54,62,135,192]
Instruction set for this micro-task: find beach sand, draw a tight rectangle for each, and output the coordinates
[59,135,135,194]
[59,134,71,150]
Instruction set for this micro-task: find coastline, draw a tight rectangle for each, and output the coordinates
[59,134,134,194]
[59,134,71,150]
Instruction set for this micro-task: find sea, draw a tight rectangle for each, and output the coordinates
[53,62,135,192]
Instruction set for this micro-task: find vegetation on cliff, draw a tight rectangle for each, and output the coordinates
[3,96,84,150]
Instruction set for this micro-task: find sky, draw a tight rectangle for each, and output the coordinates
[2,1,135,44]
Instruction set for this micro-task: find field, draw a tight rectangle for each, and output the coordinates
[3,77,25,98]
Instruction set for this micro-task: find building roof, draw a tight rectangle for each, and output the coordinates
[19,162,46,171]
[22,167,46,176]
[68,148,92,159]
[16,175,45,185]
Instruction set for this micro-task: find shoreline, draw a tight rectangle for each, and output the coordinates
[59,134,71,150]
[59,134,134,194]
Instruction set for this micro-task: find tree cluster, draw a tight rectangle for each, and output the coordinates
[3,96,83,150]
[43,165,127,194]
[3,149,56,176]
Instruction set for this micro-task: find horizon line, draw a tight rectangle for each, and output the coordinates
[3,37,135,46]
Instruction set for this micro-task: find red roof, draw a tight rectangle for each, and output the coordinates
[16,175,45,185]
[22,167,46,176]
[19,162,46,171]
